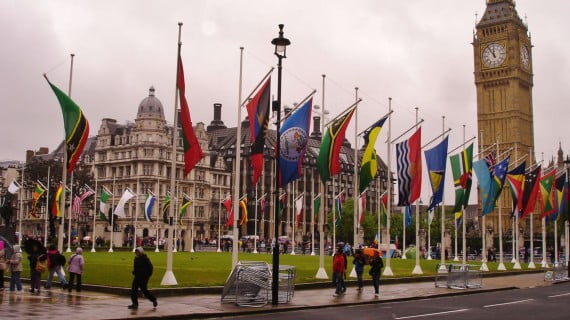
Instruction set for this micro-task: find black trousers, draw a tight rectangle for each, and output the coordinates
[130,277,156,305]
[68,272,82,292]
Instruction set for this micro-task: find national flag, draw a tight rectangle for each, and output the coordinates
[179,196,191,225]
[144,193,155,222]
[239,198,248,225]
[506,162,525,217]
[259,197,267,218]
[492,156,510,202]
[72,188,94,216]
[396,127,422,206]
[359,116,388,193]
[553,173,567,221]
[8,180,21,194]
[72,195,81,216]
[313,194,321,223]
[317,107,356,182]
[538,170,556,218]
[404,205,412,228]
[357,191,366,227]
[424,136,449,211]
[521,165,541,219]
[99,189,110,221]
[295,195,304,227]
[223,196,233,227]
[428,206,435,226]
[52,184,63,218]
[45,76,89,173]
[114,189,135,218]
[30,183,46,218]
[162,195,171,224]
[335,191,345,226]
[450,143,474,216]
[278,193,287,220]
[177,55,204,176]
[473,159,494,216]
[279,98,312,187]
[380,192,388,225]
[246,78,271,186]
[483,151,496,173]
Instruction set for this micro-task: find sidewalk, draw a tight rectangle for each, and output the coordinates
[0,272,555,320]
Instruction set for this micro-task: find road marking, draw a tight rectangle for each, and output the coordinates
[548,292,570,298]
[483,299,534,308]
[394,309,469,319]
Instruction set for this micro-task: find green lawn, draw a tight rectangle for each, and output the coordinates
[30,251,532,288]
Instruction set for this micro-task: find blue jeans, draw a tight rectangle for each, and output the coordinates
[334,272,345,294]
[10,271,22,291]
[46,266,68,288]
[356,271,363,288]
[372,273,380,294]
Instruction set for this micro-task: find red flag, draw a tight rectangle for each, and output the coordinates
[177,55,204,176]
[409,128,422,203]
[223,197,233,227]
[246,79,271,186]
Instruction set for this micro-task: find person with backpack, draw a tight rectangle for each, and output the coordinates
[353,248,366,291]
[369,251,384,297]
[45,244,68,289]
[67,247,84,292]
[128,247,157,309]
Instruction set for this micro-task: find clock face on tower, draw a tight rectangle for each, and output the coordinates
[482,43,506,68]
[520,45,530,69]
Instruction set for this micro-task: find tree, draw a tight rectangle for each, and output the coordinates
[327,198,378,245]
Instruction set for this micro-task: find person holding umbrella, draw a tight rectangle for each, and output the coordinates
[24,239,46,295]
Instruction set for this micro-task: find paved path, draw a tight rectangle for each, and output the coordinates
[0,272,558,320]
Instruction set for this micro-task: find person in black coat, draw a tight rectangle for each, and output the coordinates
[128,247,157,309]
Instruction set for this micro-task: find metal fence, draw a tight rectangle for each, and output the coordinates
[435,264,482,289]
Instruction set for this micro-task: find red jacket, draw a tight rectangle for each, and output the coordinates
[332,253,346,273]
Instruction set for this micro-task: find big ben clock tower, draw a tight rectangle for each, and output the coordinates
[473,0,535,233]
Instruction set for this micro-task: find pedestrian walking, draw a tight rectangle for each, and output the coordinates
[67,247,84,292]
[353,248,365,290]
[128,247,157,309]
[332,246,346,297]
[369,251,384,297]
[8,244,23,292]
[27,243,45,294]
[45,244,68,289]
[0,242,6,291]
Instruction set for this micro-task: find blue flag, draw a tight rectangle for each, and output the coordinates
[473,159,494,215]
[144,193,155,222]
[492,156,510,202]
[424,136,449,211]
[279,98,312,186]
[405,205,412,228]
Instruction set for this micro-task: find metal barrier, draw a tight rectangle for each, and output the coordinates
[553,263,568,282]
[434,263,449,288]
[444,264,482,289]
[221,261,296,307]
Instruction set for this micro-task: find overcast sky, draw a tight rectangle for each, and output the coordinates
[2,0,569,203]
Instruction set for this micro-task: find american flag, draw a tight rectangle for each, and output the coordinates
[484,151,496,173]
[72,189,95,215]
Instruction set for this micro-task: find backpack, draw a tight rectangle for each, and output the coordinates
[56,253,66,266]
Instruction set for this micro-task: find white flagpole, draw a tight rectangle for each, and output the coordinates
[17,166,24,246]
[480,130,488,272]
[513,143,522,269]
[66,172,74,252]
[174,181,179,253]
[231,47,244,269]
[349,87,359,279]
[332,177,336,257]
[217,183,222,253]
[190,190,195,253]
[528,147,536,269]
[462,125,467,265]
[291,181,296,255]
[438,116,447,272]
[402,206,407,260]
[383,97,394,276]
[315,74,327,279]
[155,177,160,253]
[109,174,116,253]
[133,177,140,252]
[91,159,98,252]
[44,166,50,248]
[497,138,506,270]
[554,216,558,266]
[412,107,422,274]
[541,168,548,268]
[254,185,259,253]
[161,22,182,286]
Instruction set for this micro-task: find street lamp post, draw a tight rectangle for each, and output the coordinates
[271,24,290,306]
[564,157,570,275]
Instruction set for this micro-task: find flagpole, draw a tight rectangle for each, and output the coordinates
[155,177,160,253]
[161,22,182,286]
[108,174,116,253]
[66,172,74,252]
[191,191,195,253]
[254,185,259,253]
[540,154,548,268]
[528,146,536,269]
[462,124,467,265]
[133,176,140,252]
[383,97,394,276]
[217,183,222,252]
[353,86,359,253]
[513,143,522,269]
[438,116,447,272]
[480,130,489,272]
[412,107,422,274]
[291,181,296,255]
[497,138,506,270]
[332,177,336,257]
[44,166,50,248]
[554,214,558,266]
[315,74,328,279]
[232,46,244,269]
[91,159,98,252]
[174,181,179,252]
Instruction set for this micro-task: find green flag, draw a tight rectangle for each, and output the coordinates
[449,143,473,223]
[162,195,171,223]
[99,190,110,221]
[179,197,191,225]
[313,195,321,223]
[317,107,356,182]
[359,116,388,193]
